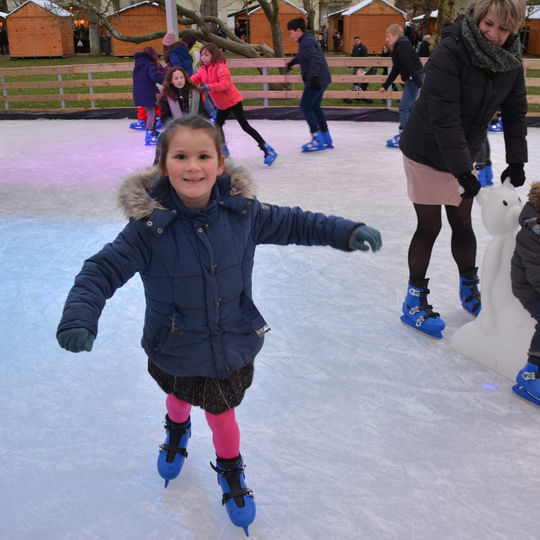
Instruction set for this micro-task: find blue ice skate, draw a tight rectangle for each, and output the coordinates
[488,119,503,132]
[145,129,159,146]
[155,117,163,130]
[211,455,255,536]
[386,133,400,148]
[262,143,278,166]
[221,144,230,158]
[302,131,327,152]
[476,163,494,187]
[459,269,481,317]
[129,119,146,130]
[400,279,445,339]
[157,415,191,488]
[321,130,334,149]
[513,362,540,406]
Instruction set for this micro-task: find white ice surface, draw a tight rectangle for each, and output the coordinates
[1,118,540,540]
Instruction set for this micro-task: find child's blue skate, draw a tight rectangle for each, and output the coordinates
[145,129,159,146]
[157,415,191,487]
[322,130,334,149]
[302,131,327,152]
[488,119,503,132]
[386,133,400,148]
[211,455,255,536]
[400,279,445,339]
[155,117,163,130]
[513,362,540,406]
[129,119,146,130]
[262,143,278,166]
[476,165,494,187]
[221,144,230,158]
[459,269,481,316]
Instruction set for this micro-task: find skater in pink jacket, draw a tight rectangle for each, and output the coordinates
[191,43,278,166]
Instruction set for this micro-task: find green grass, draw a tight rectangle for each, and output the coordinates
[1,53,538,111]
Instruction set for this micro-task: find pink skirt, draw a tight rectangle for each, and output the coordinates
[403,155,462,207]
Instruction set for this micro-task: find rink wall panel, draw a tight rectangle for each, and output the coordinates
[6,3,74,58]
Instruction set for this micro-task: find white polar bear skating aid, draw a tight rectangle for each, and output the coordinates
[451,180,535,380]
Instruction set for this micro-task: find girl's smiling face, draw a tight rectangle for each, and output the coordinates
[478,7,511,47]
[201,49,212,65]
[164,127,224,210]
[171,69,186,89]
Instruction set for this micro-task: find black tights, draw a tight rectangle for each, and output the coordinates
[408,200,477,283]
[215,101,266,150]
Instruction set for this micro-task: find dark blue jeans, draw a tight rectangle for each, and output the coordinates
[399,79,421,131]
[300,86,328,134]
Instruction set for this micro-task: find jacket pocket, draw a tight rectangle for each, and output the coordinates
[239,293,270,337]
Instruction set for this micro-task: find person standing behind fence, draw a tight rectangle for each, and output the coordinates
[286,18,333,152]
[133,46,166,146]
[379,24,424,148]
[417,34,432,57]
[190,43,278,166]
[397,0,527,340]
[0,26,9,55]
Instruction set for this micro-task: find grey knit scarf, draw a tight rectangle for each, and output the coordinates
[461,15,522,71]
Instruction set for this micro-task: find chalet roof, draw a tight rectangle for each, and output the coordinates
[412,10,438,20]
[529,6,540,19]
[330,0,406,18]
[7,0,73,17]
[0,11,8,18]
[247,0,306,16]
[109,1,161,16]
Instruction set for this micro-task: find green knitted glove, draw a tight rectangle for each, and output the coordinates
[57,328,95,353]
[350,225,382,252]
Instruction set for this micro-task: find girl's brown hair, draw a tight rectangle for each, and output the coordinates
[159,66,199,102]
[200,43,226,64]
[143,46,159,64]
[157,115,224,174]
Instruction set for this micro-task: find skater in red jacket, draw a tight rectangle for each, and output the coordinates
[191,43,278,166]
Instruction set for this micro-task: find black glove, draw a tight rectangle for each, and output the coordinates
[285,60,294,72]
[455,172,481,199]
[57,328,95,353]
[310,76,321,91]
[500,163,525,187]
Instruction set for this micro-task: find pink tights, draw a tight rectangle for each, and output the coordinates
[165,393,240,460]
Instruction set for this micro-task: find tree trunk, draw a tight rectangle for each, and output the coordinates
[433,0,468,43]
[88,11,100,56]
[200,0,218,32]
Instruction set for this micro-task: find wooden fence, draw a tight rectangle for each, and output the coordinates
[1,56,540,114]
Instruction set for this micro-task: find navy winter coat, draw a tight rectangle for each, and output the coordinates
[400,23,527,176]
[57,164,360,379]
[168,44,193,75]
[512,202,540,307]
[132,52,165,108]
[289,32,331,89]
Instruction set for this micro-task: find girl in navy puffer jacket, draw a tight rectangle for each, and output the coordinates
[56,115,382,535]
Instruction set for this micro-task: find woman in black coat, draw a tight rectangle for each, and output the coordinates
[398,0,528,339]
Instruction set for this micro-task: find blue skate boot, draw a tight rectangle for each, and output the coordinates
[488,118,503,132]
[145,129,159,146]
[262,143,278,166]
[513,359,540,406]
[476,161,494,187]
[157,415,191,488]
[129,119,146,130]
[321,130,334,149]
[400,279,445,339]
[386,133,400,148]
[302,131,327,152]
[155,117,163,130]
[459,268,481,317]
[211,455,255,536]
[221,143,230,158]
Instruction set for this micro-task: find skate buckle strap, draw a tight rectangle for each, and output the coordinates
[522,371,537,381]
[159,443,188,458]
[221,488,254,505]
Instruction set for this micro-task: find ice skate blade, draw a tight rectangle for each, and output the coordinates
[164,479,169,488]
[400,316,443,339]
[243,526,250,536]
[512,384,540,407]
[301,146,328,153]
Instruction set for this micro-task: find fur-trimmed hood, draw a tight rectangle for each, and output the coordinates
[117,161,256,220]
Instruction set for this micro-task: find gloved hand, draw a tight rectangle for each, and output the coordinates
[285,60,294,72]
[57,328,95,353]
[455,172,481,199]
[310,77,321,91]
[350,225,382,252]
[198,83,211,92]
[501,163,525,187]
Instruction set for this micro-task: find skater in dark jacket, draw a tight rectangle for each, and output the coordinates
[398,0,528,339]
[286,17,333,152]
[132,46,166,146]
[56,115,382,536]
[379,23,424,145]
[512,183,540,405]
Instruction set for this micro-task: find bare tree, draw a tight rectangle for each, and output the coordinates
[433,0,468,42]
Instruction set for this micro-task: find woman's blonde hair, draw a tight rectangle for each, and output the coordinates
[468,0,526,34]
